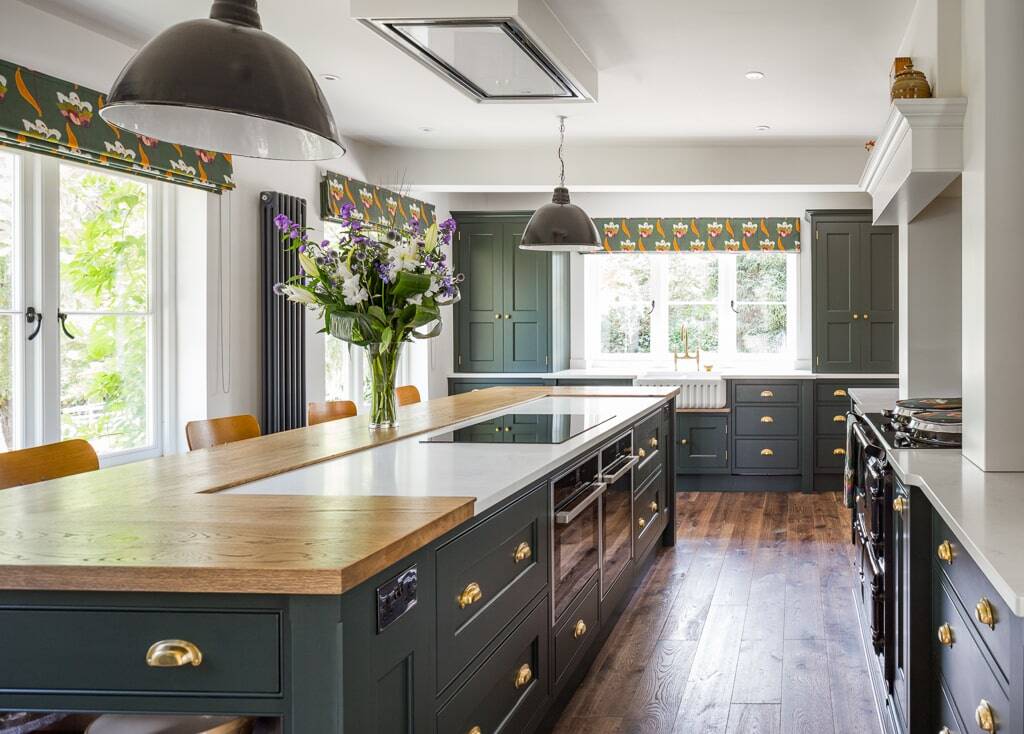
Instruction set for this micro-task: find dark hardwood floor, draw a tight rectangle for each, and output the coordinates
[552,491,881,734]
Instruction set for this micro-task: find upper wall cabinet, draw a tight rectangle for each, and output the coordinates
[810,211,899,374]
[454,215,562,373]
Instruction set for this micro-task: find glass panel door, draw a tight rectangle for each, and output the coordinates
[0,152,20,451]
[58,164,153,454]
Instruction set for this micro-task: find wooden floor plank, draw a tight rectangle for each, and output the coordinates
[827,634,883,734]
[726,704,782,734]
[732,636,783,703]
[781,637,835,734]
[621,639,698,734]
[673,604,747,734]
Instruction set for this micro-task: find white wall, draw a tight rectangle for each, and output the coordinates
[439,190,871,385]
[898,0,963,97]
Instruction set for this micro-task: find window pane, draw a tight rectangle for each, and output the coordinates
[325,337,348,401]
[667,255,718,301]
[669,304,719,352]
[0,153,13,310]
[596,257,652,354]
[60,315,149,452]
[59,165,149,313]
[0,315,13,451]
[737,304,787,354]
[736,253,786,302]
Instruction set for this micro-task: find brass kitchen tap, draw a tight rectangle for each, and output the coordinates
[673,324,700,370]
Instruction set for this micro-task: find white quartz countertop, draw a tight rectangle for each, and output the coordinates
[848,387,900,414]
[449,369,899,381]
[223,395,664,515]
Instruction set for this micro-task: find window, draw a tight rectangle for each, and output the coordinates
[1,151,166,461]
[586,252,797,364]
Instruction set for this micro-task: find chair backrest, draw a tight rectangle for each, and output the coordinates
[185,414,261,451]
[307,400,358,426]
[396,385,421,406]
[0,438,99,490]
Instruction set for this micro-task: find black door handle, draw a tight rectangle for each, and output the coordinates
[25,307,42,340]
[57,312,75,339]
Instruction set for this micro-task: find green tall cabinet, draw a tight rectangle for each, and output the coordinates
[810,210,899,374]
[454,213,562,373]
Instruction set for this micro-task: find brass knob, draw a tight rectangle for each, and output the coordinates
[494,426,501,432]
[937,622,954,647]
[760,415,774,424]
[638,447,646,458]
[467,727,482,734]
[649,437,658,448]
[760,390,774,398]
[893,496,907,512]
[638,517,646,529]
[833,389,847,397]
[760,448,774,457]
[833,447,846,456]
[458,582,482,609]
[863,313,869,319]
[573,619,587,639]
[680,438,688,445]
[504,426,511,432]
[146,640,202,668]
[514,663,533,689]
[976,598,996,629]
[937,540,954,564]
[853,314,859,319]
[939,728,952,734]
[975,700,996,732]
[513,542,532,564]
[504,313,511,319]
[833,414,846,423]
[649,500,658,513]
[494,313,500,319]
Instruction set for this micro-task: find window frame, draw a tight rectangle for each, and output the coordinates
[584,253,798,366]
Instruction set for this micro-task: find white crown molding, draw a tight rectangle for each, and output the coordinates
[859,98,967,225]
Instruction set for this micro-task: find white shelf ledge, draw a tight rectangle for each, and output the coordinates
[859,98,967,225]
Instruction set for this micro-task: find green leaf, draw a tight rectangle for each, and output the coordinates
[392,270,432,299]
[381,326,394,345]
[367,305,388,326]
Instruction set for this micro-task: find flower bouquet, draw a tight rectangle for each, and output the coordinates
[273,203,461,428]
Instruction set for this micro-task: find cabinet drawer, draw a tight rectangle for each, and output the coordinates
[634,407,667,487]
[734,383,799,404]
[936,675,967,734]
[932,579,1011,733]
[437,598,548,734]
[815,383,854,403]
[931,514,1013,683]
[634,469,666,559]
[554,581,599,686]
[815,405,849,435]
[0,608,280,694]
[437,483,548,690]
[815,437,847,470]
[733,439,799,474]
[734,405,799,437]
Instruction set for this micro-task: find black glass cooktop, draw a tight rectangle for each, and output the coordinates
[423,413,613,444]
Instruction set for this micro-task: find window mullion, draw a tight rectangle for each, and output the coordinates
[720,256,737,362]
[651,258,668,358]
[37,155,61,445]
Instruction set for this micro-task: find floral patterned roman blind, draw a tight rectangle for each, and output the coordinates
[0,59,234,193]
[593,217,801,253]
[321,171,435,230]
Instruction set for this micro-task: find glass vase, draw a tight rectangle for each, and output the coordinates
[365,341,402,429]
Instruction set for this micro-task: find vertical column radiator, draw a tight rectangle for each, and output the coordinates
[260,192,306,433]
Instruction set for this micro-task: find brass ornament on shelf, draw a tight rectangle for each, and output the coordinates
[891,60,932,100]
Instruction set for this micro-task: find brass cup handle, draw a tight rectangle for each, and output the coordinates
[853,314,859,319]
[637,448,647,458]
[833,447,846,457]
[513,542,532,564]
[146,639,203,668]
[649,437,658,449]
[976,699,996,732]
[937,540,954,564]
[833,389,847,397]
[680,438,688,445]
[937,622,954,647]
[638,517,646,529]
[649,500,658,513]
[514,663,533,689]
[833,414,846,423]
[976,598,996,629]
[467,727,482,734]
[760,390,774,398]
[573,619,588,639]
[760,448,774,457]
[458,582,483,609]
[893,496,907,512]
[760,415,774,424]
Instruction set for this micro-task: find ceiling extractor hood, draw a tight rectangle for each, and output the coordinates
[350,0,597,103]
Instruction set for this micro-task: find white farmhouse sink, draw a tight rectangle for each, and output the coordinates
[634,371,727,409]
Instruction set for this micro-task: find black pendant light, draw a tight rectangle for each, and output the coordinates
[520,116,600,252]
[100,0,344,161]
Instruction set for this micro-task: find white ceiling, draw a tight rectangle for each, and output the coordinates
[23,0,916,149]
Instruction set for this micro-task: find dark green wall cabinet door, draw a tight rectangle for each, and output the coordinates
[455,215,552,373]
[811,211,899,374]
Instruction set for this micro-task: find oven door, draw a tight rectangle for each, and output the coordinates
[599,433,638,600]
[552,453,603,622]
[861,530,886,661]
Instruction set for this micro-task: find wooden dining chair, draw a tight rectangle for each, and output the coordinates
[307,400,358,426]
[396,385,421,406]
[0,438,99,490]
[185,414,261,451]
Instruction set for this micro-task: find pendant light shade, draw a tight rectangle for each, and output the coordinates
[521,117,600,252]
[100,0,345,161]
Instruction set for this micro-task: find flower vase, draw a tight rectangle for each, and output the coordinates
[366,342,402,429]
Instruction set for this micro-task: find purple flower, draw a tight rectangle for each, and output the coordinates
[298,244,307,253]
[340,202,356,219]
[272,282,286,295]
[440,217,457,232]
[349,219,363,232]
[321,239,329,247]
[408,216,422,235]
[273,213,292,230]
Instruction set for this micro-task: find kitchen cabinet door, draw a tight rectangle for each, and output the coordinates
[676,414,730,473]
[858,224,898,373]
[814,221,862,372]
[456,222,505,372]
[502,221,551,372]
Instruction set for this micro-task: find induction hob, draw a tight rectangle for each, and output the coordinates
[423,413,613,445]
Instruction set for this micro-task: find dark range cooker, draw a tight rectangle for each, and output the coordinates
[844,397,961,709]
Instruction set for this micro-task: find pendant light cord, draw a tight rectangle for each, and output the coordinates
[557,115,567,187]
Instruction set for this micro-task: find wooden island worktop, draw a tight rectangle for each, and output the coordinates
[0,386,677,596]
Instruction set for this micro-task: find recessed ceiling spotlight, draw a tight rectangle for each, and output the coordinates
[745,70,766,80]
[320,73,341,82]
[754,124,771,132]
[419,126,435,133]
